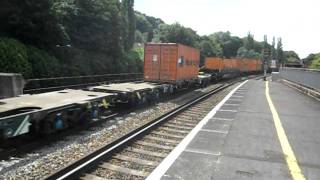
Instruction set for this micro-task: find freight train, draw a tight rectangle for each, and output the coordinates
[203,57,262,80]
[0,43,261,140]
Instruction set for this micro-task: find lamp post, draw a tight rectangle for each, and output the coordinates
[56,44,71,48]
[262,48,270,81]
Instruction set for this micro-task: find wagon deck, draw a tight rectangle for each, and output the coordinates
[0,89,115,139]
[0,89,113,115]
[90,82,161,93]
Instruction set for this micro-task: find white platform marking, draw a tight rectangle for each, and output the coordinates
[200,129,228,134]
[146,80,248,180]
[211,117,234,121]
[228,98,242,102]
[218,109,238,112]
[224,103,240,106]
[184,148,221,156]
[232,95,244,98]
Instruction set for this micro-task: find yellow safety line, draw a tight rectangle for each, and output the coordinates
[265,81,306,180]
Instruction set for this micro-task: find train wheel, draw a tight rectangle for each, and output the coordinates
[91,108,100,121]
[169,85,174,94]
[29,122,40,137]
[140,92,148,104]
[153,90,160,102]
[42,120,55,135]
[79,110,90,125]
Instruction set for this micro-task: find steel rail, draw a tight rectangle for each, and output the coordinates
[46,80,239,180]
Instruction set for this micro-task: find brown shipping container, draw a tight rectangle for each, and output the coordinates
[234,58,245,72]
[144,44,161,80]
[205,57,223,71]
[205,57,262,73]
[144,43,200,82]
[244,58,261,72]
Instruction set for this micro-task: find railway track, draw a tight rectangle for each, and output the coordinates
[46,80,241,180]
[0,82,206,161]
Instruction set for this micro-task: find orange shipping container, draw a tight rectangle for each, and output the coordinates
[204,57,223,71]
[144,43,200,82]
[205,57,261,73]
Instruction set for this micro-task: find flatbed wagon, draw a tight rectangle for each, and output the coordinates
[0,89,114,139]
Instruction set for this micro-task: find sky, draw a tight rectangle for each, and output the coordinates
[134,0,320,58]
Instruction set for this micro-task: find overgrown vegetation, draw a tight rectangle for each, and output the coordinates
[303,53,320,69]
[0,0,141,78]
[137,21,285,66]
[1,0,318,78]
[0,38,32,77]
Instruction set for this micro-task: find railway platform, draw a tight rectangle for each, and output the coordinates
[147,78,320,180]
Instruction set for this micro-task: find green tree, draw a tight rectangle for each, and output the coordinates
[243,32,255,50]
[121,0,135,51]
[135,13,152,33]
[199,38,222,57]
[276,38,284,65]
[135,11,164,42]
[261,35,271,66]
[271,36,276,59]
[0,37,32,77]
[0,0,68,48]
[199,36,222,65]
[284,50,300,63]
[155,23,199,47]
[222,36,242,58]
[310,54,320,69]
[208,32,242,58]
[303,53,316,67]
[27,46,62,78]
[237,47,260,59]
[135,30,144,43]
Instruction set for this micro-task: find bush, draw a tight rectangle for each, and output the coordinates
[27,46,62,78]
[310,54,320,69]
[0,37,32,77]
[122,49,143,73]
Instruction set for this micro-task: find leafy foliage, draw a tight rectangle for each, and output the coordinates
[304,53,320,69]
[243,32,255,50]
[0,37,62,78]
[276,38,284,65]
[310,54,320,69]
[155,23,200,47]
[284,51,300,63]
[135,11,163,42]
[303,53,316,66]
[209,32,242,58]
[1,0,296,78]
[0,0,141,78]
[0,0,68,48]
[237,47,260,59]
[0,37,32,77]
[27,46,62,77]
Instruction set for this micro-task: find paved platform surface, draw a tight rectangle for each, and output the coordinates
[148,79,320,180]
